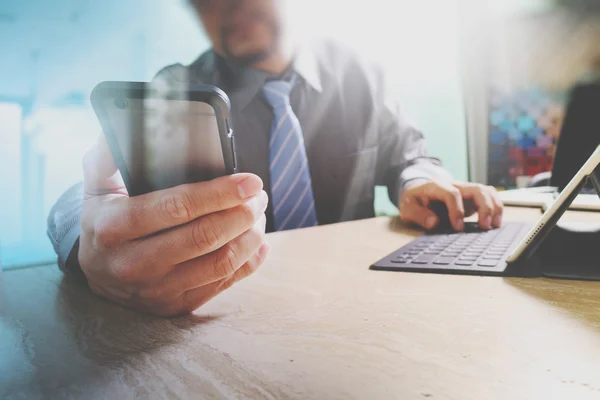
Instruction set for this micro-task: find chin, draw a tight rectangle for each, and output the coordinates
[225,43,272,66]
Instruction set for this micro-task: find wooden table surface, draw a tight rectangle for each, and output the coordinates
[2,208,600,400]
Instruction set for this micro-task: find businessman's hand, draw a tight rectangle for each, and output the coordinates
[399,180,503,232]
[78,137,269,317]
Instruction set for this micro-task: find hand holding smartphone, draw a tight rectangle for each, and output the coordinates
[79,81,268,317]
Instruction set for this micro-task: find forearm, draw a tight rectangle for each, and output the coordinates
[47,182,83,272]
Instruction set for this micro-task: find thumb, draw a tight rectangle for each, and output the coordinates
[400,199,440,231]
[82,136,127,198]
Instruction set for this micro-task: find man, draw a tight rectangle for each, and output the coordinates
[48,0,503,316]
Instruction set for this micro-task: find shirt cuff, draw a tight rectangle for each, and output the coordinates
[400,163,452,186]
[396,163,454,205]
[58,225,81,272]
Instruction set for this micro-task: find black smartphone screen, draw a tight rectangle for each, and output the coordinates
[100,96,228,193]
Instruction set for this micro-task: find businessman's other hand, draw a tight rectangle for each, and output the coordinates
[78,137,269,316]
[399,180,504,232]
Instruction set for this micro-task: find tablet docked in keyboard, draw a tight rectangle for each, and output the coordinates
[371,144,600,277]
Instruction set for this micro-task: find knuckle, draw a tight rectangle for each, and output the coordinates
[240,201,257,223]
[158,192,193,222]
[426,182,440,194]
[483,195,495,209]
[249,224,265,243]
[247,254,266,275]
[481,205,493,214]
[214,244,239,278]
[449,186,461,196]
[209,187,229,210]
[448,189,462,205]
[111,263,139,285]
[217,277,236,293]
[138,285,169,304]
[93,218,119,248]
[180,301,204,315]
[87,281,104,297]
[179,291,213,315]
[196,186,227,213]
[155,300,187,317]
[80,206,97,235]
[192,219,224,251]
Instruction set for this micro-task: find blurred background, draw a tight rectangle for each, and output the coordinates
[0,0,598,269]
[479,0,600,188]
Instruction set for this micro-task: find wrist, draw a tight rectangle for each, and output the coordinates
[399,178,431,201]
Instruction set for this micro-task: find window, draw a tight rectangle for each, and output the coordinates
[0,0,208,269]
[1,0,467,269]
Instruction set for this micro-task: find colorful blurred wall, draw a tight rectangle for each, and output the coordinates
[486,2,600,187]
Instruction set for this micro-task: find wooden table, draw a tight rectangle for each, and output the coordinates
[2,208,600,399]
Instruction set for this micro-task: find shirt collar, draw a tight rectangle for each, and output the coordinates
[293,43,323,93]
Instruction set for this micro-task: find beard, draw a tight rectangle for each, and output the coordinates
[221,40,273,67]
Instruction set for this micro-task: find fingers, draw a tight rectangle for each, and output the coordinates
[145,228,270,317]
[163,212,266,290]
[489,190,504,228]
[400,180,506,232]
[420,182,465,231]
[455,183,504,230]
[92,173,265,244]
[93,218,269,317]
[399,196,442,230]
[458,184,494,229]
[82,136,127,198]
[135,191,268,268]
[175,242,271,315]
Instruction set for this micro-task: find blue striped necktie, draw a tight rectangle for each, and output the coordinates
[263,77,318,231]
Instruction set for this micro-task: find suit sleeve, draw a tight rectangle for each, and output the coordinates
[373,69,453,206]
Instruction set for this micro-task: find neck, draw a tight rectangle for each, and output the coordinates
[250,38,295,74]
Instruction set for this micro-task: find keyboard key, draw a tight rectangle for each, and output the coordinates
[478,259,500,267]
[454,260,474,266]
[430,248,447,253]
[448,246,467,252]
[459,256,478,261]
[391,259,409,264]
[424,250,441,255]
[433,257,457,265]
[411,254,438,264]
[482,254,502,260]
[415,239,432,244]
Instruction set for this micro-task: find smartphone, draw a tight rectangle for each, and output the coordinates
[90,81,237,196]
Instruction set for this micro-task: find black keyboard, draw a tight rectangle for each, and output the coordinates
[371,222,531,274]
